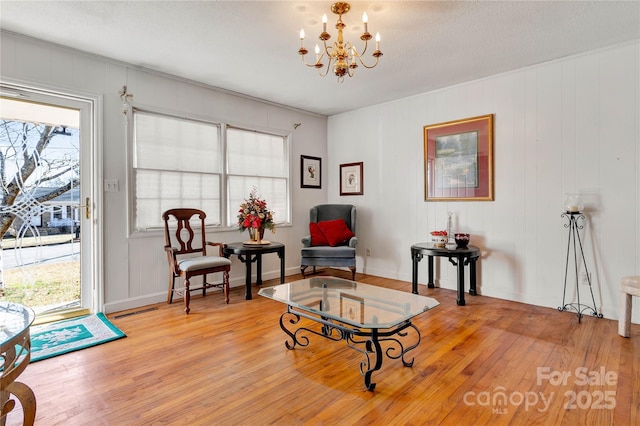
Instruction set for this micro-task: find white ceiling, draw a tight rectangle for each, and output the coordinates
[1,1,639,116]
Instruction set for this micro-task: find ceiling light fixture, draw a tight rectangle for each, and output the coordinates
[298,2,382,82]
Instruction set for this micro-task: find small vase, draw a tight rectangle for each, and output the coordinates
[249,227,265,242]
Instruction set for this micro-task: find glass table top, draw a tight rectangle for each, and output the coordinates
[258,276,439,328]
[1,301,35,346]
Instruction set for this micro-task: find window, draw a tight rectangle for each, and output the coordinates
[132,110,290,232]
[133,111,221,230]
[227,127,289,227]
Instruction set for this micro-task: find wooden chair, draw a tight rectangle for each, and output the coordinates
[163,208,231,314]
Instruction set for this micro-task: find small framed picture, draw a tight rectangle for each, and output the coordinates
[340,162,363,196]
[340,293,364,323]
[301,155,321,188]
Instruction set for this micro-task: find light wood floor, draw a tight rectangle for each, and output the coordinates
[6,271,639,425]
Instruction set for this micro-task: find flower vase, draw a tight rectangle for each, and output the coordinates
[249,227,265,243]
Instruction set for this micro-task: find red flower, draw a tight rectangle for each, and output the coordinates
[237,186,275,233]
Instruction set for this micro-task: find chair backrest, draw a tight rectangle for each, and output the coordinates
[310,204,356,234]
[162,208,208,256]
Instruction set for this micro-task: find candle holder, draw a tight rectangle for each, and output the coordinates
[564,194,584,213]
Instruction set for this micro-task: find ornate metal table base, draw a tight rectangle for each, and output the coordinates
[279,306,421,391]
[1,302,36,426]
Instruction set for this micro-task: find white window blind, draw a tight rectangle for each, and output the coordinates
[131,111,290,232]
[133,111,221,230]
[227,127,289,227]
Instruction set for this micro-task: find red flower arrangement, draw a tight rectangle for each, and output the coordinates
[237,187,275,233]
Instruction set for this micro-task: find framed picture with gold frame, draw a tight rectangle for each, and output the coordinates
[423,114,494,201]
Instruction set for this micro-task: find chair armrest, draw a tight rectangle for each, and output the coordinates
[164,245,179,273]
[206,241,226,257]
[348,236,358,248]
[301,235,311,247]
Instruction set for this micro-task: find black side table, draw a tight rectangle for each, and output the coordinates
[411,243,480,306]
[223,242,285,300]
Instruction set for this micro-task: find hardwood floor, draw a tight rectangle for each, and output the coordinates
[7,271,639,425]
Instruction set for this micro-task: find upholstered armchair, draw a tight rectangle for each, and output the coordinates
[300,204,357,280]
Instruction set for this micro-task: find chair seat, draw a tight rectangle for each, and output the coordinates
[301,246,355,258]
[178,256,232,272]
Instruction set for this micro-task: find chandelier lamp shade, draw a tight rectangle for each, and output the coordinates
[298,2,382,82]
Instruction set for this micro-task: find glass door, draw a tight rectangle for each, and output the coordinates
[0,87,95,322]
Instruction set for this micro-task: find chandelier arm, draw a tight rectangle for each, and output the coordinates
[301,56,324,68]
[300,47,333,69]
[317,60,333,77]
[324,40,338,60]
[354,40,369,57]
[356,54,381,69]
[300,55,317,68]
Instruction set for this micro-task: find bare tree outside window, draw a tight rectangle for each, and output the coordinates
[0,120,79,295]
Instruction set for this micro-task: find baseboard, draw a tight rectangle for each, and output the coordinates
[103,266,302,314]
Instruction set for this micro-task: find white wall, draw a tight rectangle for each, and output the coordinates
[1,31,329,313]
[3,31,639,321]
[328,40,640,321]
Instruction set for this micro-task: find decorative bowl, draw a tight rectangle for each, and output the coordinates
[430,231,448,248]
[454,233,470,248]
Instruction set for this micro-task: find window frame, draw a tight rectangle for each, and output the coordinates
[127,108,292,236]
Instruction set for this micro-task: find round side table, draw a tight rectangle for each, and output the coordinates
[1,301,36,426]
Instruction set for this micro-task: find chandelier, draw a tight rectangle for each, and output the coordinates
[298,2,382,82]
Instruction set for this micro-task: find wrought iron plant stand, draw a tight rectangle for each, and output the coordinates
[558,212,603,322]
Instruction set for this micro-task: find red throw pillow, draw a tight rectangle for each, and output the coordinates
[318,219,355,247]
[310,222,330,246]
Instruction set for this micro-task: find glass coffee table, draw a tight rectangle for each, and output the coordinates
[258,277,439,391]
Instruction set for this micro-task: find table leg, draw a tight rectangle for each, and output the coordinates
[363,329,383,391]
[239,254,253,300]
[256,254,263,286]
[427,256,435,288]
[3,381,36,426]
[469,258,477,296]
[411,250,422,294]
[278,248,285,283]
[456,255,466,306]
